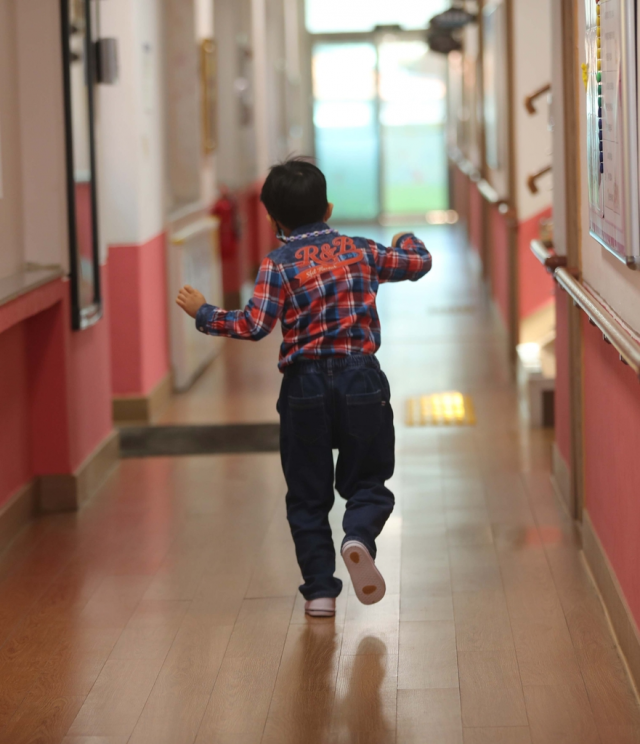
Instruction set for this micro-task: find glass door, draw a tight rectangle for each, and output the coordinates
[312,34,449,222]
[379,39,448,216]
[312,42,380,220]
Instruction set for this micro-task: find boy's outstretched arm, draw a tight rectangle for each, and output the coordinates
[371,232,432,283]
[176,257,285,341]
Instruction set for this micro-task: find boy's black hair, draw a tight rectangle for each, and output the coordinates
[260,158,329,230]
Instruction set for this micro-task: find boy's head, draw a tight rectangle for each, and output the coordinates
[261,158,333,233]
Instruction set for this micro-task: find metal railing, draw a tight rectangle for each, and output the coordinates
[555,267,640,376]
[476,179,501,205]
[530,239,568,273]
[449,148,509,209]
[448,148,481,182]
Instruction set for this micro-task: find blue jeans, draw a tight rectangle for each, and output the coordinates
[278,354,395,600]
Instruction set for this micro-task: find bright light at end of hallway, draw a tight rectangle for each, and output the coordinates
[314,101,374,129]
[305,0,450,33]
[426,210,459,225]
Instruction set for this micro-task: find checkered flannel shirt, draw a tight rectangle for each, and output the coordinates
[196,223,432,370]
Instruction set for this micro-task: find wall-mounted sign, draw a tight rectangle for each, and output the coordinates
[585,0,640,269]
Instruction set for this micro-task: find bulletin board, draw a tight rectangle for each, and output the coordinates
[585,0,640,268]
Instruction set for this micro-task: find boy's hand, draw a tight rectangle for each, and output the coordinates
[176,285,207,318]
[392,232,412,247]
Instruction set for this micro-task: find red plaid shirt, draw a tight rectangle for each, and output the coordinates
[196,224,432,370]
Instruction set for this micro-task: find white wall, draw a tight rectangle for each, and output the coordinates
[513,0,553,220]
[164,0,202,212]
[576,1,640,332]
[266,0,288,165]
[0,0,24,279]
[215,0,257,189]
[99,0,165,248]
[195,0,217,206]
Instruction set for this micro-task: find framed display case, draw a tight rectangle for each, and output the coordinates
[60,0,102,329]
[584,0,640,269]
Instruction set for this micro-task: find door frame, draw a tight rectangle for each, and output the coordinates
[560,0,585,522]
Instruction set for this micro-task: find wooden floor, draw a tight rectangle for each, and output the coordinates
[2,225,640,743]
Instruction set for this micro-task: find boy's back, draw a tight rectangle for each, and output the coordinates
[195,222,431,369]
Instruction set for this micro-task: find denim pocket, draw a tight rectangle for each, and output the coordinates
[347,388,383,441]
[289,394,328,444]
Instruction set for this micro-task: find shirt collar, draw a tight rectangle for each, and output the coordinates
[289,221,331,237]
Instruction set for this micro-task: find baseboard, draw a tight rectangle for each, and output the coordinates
[39,429,120,512]
[552,442,573,517]
[113,372,173,424]
[0,482,38,556]
[583,512,640,694]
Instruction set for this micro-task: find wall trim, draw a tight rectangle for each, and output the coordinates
[0,482,38,557]
[112,372,173,424]
[583,511,640,695]
[551,442,573,517]
[39,429,120,512]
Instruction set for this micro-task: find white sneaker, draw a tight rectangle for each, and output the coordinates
[341,540,386,605]
[304,597,336,618]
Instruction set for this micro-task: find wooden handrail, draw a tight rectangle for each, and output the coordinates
[527,165,552,194]
[525,83,551,114]
[555,268,640,376]
[530,239,568,273]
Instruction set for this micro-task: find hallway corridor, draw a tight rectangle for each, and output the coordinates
[0,226,638,744]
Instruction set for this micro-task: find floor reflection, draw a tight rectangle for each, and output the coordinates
[332,637,396,744]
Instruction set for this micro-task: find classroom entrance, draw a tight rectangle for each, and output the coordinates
[312,31,449,223]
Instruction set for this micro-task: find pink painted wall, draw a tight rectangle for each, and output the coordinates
[66,268,114,468]
[0,324,30,508]
[518,207,555,319]
[490,205,510,329]
[469,181,483,255]
[27,299,73,476]
[27,277,112,475]
[0,271,114,510]
[554,283,572,466]
[108,233,170,396]
[451,166,471,232]
[583,315,640,627]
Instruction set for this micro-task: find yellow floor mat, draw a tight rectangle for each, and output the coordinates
[406,392,477,427]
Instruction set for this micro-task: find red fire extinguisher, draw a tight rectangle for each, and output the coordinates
[212,187,241,303]
[212,187,239,261]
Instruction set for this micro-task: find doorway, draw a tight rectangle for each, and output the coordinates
[311,32,449,222]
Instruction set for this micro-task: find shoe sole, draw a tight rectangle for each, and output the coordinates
[341,541,386,605]
[305,609,336,618]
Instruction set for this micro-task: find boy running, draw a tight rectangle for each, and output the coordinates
[176,159,432,618]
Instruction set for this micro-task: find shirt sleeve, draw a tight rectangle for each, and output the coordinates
[195,257,284,341]
[370,233,433,283]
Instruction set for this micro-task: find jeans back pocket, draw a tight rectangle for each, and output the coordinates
[289,394,328,444]
[346,389,383,441]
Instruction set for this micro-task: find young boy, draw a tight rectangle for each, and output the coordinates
[177,159,432,618]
